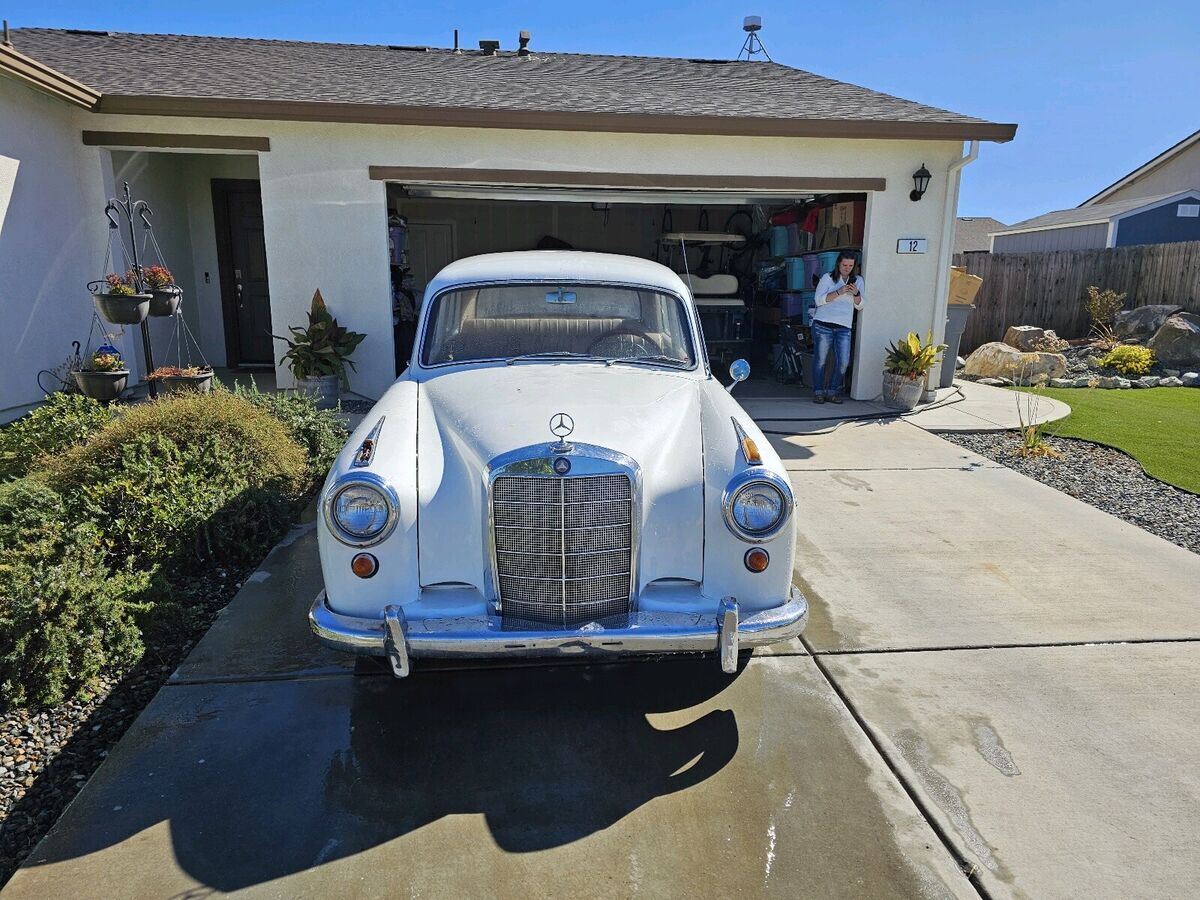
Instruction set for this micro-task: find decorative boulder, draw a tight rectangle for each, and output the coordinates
[1148,313,1200,369]
[1183,372,1200,387]
[1114,304,1183,341]
[1003,325,1047,352]
[962,342,1067,384]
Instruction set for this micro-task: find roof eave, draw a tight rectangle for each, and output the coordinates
[1080,127,1200,206]
[0,43,100,108]
[96,94,1018,141]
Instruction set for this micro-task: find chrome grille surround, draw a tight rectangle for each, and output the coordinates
[487,443,640,629]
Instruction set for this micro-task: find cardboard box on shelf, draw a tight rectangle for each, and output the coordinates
[948,266,983,306]
[828,200,866,245]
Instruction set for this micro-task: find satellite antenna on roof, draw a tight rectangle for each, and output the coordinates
[737,15,771,61]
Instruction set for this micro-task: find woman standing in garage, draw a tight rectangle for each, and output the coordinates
[811,252,864,403]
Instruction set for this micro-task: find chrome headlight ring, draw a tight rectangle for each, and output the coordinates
[721,468,794,543]
[322,471,401,547]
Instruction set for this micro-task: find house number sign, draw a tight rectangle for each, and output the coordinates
[896,238,927,254]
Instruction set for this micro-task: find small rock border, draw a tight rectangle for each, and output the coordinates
[0,563,258,888]
[941,432,1200,555]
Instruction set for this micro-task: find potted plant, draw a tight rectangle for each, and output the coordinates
[274,289,366,409]
[71,350,129,402]
[882,331,946,410]
[148,364,214,394]
[90,271,152,325]
[144,265,182,317]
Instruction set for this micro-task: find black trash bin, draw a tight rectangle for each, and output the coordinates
[939,303,975,388]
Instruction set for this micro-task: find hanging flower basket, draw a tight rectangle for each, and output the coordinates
[89,275,151,325]
[72,351,129,402]
[72,369,130,402]
[148,285,183,317]
[148,365,214,395]
[143,266,182,317]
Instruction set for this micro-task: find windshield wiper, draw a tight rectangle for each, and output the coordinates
[604,356,689,369]
[505,352,598,365]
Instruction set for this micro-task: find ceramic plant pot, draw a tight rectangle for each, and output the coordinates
[93,292,152,325]
[881,371,926,411]
[72,369,129,402]
[296,374,340,410]
[148,286,183,317]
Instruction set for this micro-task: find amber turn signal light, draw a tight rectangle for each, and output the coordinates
[351,552,378,579]
[744,547,770,572]
[740,436,762,465]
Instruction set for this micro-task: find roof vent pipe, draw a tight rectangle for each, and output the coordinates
[518,30,531,56]
[2,20,11,47]
[453,29,460,54]
[479,39,500,56]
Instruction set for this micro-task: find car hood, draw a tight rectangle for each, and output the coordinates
[414,363,705,590]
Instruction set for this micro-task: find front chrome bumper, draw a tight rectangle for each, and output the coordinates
[309,588,808,678]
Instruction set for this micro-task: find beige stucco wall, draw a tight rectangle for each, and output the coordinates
[9,94,971,402]
[1095,140,1200,205]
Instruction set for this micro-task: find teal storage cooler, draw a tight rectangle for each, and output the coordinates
[786,258,808,289]
[770,226,789,257]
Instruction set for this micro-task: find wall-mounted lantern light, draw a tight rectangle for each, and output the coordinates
[910,164,932,202]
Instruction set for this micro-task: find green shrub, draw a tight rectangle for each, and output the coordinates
[0,480,149,708]
[1100,345,1155,376]
[0,393,114,482]
[232,380,347,486]
[36,391,309,573]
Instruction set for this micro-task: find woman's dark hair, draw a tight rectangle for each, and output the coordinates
[830,251,858,282]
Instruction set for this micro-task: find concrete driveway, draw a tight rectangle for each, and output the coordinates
[5,416,1199,899]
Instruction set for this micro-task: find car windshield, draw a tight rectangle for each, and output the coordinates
[421,283,697,368]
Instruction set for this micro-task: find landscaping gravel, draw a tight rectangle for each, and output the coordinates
[942,432,1200,555]
[0,563,257,888]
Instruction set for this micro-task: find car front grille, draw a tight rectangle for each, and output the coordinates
[492,473,634,627]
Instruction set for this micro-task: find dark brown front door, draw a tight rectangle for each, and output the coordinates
[213,180,274,366]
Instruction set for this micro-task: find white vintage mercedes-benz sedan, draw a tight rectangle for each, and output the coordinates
[309,251,807,677]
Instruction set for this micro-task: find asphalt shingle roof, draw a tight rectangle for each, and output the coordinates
[995,192,1197,234]
[9,28,1005,130]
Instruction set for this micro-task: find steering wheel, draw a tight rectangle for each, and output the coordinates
[588,331,662,359]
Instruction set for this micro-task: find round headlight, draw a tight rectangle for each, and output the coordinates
[732,483,785,534]
[723,472,792,542]
[332,483,390,540]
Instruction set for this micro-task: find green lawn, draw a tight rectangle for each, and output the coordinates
[1018,387,1200,493]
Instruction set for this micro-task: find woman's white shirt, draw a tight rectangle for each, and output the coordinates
[812,274,865,328]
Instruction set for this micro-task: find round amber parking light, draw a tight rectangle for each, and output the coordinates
[351,553,379,579]
[744,548,770,572]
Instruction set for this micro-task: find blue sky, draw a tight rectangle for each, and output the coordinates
[9,1,1199,225]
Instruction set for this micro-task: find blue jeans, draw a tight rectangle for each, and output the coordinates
[811,321,852,397]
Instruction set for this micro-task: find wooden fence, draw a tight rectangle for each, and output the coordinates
[952,242,1200,352]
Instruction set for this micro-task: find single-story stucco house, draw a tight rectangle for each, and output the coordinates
[1,26,1016,419]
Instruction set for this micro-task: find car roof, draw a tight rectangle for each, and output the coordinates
[423,251,691,300]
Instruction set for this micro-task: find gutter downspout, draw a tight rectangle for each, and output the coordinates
[930,140,979,381]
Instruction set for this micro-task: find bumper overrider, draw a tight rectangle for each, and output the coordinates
[309,588,808,678]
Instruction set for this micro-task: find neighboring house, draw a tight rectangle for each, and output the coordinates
[954,216,1006,253]
[0,27,1015,418]
[990,127,1200,253]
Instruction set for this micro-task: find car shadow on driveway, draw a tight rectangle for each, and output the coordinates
[24,657,745,894]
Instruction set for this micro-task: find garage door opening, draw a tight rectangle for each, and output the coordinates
[382,182,868,388]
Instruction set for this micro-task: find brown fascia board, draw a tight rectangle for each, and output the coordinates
[368,166,886,192]
[82,130,270,151]
[0,44,100,108]
[97,94,1018,143]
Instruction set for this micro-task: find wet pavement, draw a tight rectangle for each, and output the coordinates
[6,416,1200,898]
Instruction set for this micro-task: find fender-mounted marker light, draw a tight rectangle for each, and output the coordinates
[744,548,770,573]
[351,553,379,579]
[731,417,762,465]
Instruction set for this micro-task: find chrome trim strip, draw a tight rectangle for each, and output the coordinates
[309,587,807,675]
[351,416,386,468]
[321,471,402,548]
[720,468,795,544]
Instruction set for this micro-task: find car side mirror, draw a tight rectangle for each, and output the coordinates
[727,359,750,392]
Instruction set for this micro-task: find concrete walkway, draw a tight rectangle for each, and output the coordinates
[7,413,1198,899]
[737,378,1071,433]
